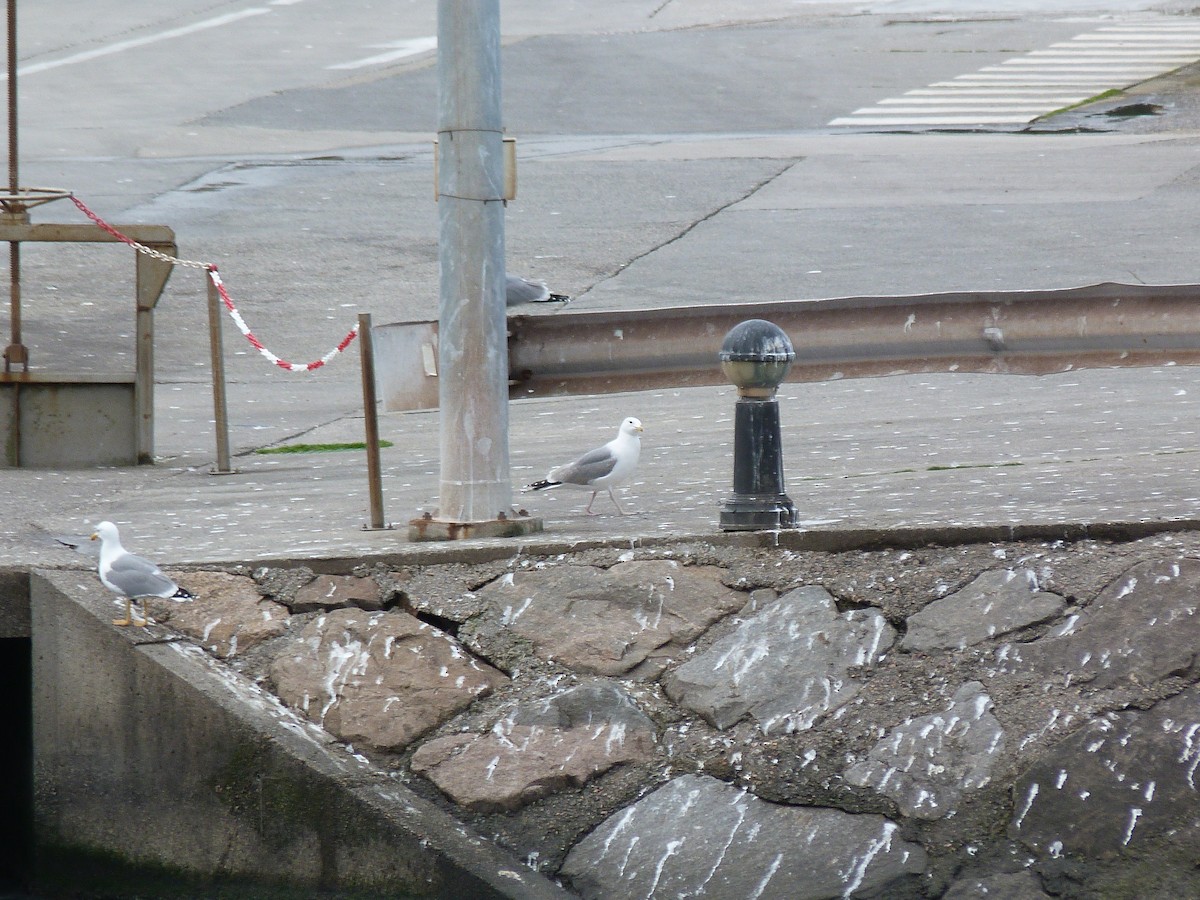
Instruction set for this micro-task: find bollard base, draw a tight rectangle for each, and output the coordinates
[408,513,543,542]
[719,495,798,532]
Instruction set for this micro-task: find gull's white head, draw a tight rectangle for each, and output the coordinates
[620,417,644,436]
[90,521,120,544]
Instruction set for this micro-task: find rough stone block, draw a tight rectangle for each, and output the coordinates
[901,568,1064,652]
[663,586,894,733]
[561,774,926,899]
[270,608,508,751]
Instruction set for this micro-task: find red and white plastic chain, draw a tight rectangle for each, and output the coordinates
[207,267,358,373]
[70,195,360,372]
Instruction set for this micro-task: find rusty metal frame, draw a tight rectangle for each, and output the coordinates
[0,222,177,463]
[376,282,1200,412]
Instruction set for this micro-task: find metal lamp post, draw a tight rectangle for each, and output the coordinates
[407,0,541,541]
[718,319,798,531]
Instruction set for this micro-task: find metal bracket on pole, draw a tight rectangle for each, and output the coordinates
[433,136,517,201]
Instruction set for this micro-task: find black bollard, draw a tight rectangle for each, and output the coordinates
[718,319,798,531]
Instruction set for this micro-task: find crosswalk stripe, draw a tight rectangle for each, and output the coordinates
[877,97,1081,104]
[1012,55,1195,62]
[979,67,1168,75]
[950,74,1138,82]
[1030,49,1200,55]
[851,107,1052,115]
[987,64,1167,71]
[1081,33,1200,40]
[1058,40,1200,46]
[828,115,1036,126]
[830,18,1200,129]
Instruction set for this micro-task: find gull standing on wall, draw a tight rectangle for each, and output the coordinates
[524,417,643,515]
[91,521,195,627]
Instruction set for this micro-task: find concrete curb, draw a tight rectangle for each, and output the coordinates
[125,517,1200,572]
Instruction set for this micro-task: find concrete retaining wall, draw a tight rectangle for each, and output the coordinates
[1,379,139,468]
[29,569,572,899]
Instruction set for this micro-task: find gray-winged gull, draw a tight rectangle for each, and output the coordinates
[506,274,570,306]
[524,417,643,515]
[91,521,195,627]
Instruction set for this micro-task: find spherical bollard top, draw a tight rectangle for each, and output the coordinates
[719,319,795,397]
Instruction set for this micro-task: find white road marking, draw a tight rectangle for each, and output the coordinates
[850,107,1050,116]
[831,19,1200,129]
[1030,49,1200,56]
[829,115,1036,126]
[877,97,1082,104]
[327,37,437,70]
[9,8,273,78]
[903,88,1092,95]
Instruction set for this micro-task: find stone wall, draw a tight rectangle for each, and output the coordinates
[195,531,1200,899]
[31,527,1200,898]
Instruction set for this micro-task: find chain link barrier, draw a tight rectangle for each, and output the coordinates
[71,195,360,371]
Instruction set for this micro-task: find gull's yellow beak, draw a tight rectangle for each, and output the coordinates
[90,532,99,541]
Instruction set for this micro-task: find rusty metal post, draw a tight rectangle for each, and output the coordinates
[134,290,154,463]
[5,0,13,197]
[207,272,234,475]
[358,313,387,529]
[133,245,174,464]
[411,0,540,540]
[2,0,27,373]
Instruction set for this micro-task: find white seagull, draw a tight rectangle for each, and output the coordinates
[524,417,643,515]
[506,274,570,306]
[91,521,195,627]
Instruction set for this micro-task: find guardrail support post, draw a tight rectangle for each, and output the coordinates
[719,319,798,531]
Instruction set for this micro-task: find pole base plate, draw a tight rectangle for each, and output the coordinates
[719,495,798,532]
[408,513,543,542]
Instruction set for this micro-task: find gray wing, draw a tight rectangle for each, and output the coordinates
[506,275,550,306]
[106,552,178,598]
[550,445,618,486]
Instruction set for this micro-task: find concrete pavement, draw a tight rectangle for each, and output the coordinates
[8,22,1200,572]
[8,317,1200,570]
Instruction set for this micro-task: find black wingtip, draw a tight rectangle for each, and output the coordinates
[525,479,560,492]
[173,587,196,600]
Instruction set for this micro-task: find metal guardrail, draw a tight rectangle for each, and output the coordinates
[372,282,1200,412]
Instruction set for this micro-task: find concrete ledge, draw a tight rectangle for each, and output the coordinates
[29,569,573,899]
[225,517,1200,574]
